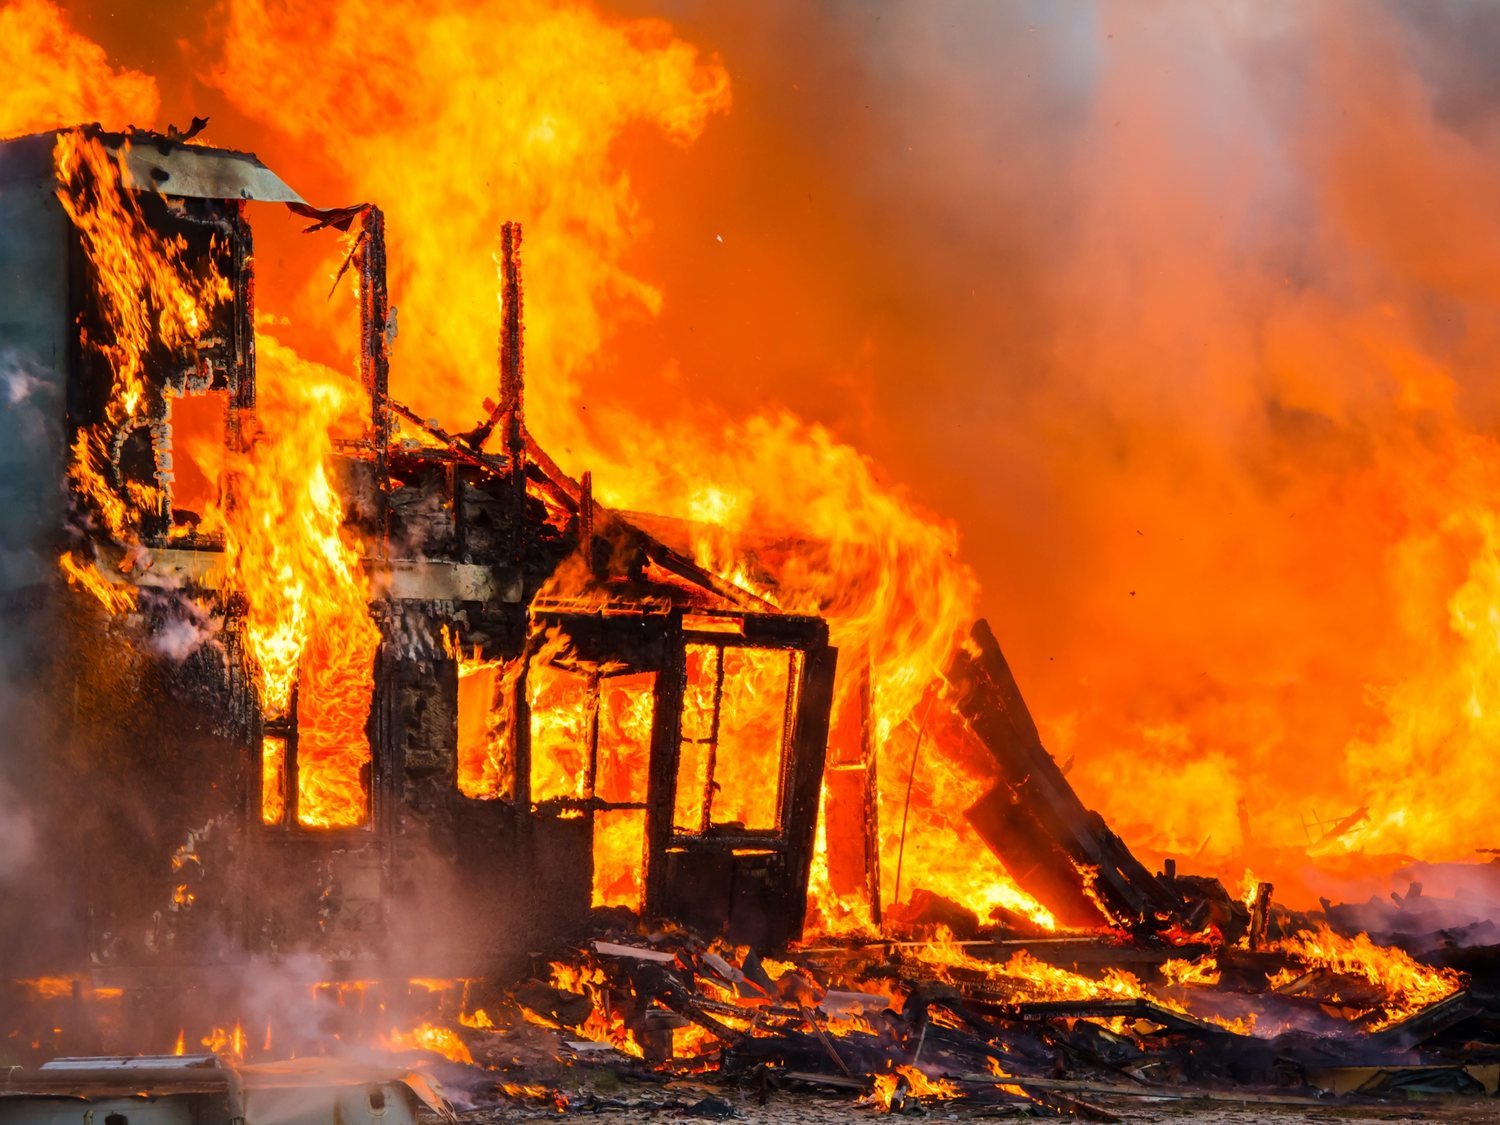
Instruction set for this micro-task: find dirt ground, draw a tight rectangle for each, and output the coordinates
[453,1085,1500,1124]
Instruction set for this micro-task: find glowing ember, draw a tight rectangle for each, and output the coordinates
[498,1083,564,1106]
[15,977,76,1000]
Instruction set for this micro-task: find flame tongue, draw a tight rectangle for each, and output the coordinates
[1272,924,1465,1030]
[867,1066,962,1112]
[54,130,231,425]
[53,129,232,546]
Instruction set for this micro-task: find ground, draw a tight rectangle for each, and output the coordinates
[449,1086,1500,1123]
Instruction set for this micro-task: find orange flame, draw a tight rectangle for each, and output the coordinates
[455,646,519,800]
[1161,956,1221,988]
[527,629,593,804]
[210,0,730,442]
[498,1083,563,1104]
[260,735,287,825]
[867,1066,962,1112]
[201,335,379,829]
[201,1022,246,1061]
[54,130,231,420]
[58,550,137,614]
[52,128,232,551]
[913,930,1173,1007]
[0,0,158,140]
[1240,869,1261,911]
[1273,924,1464,1030]
[24,0,1052,935]
[382,1021,473,1065]
[547,961,643,1058]
[15,977,76,1000]
[199,0,1034,931]
[592,674,654,910]
[675,643,794,833]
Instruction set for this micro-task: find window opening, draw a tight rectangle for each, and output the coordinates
[163,386,227,535]
[258,661,374,831]
[261,734,287,826]
[673,642,800,836]
[456,651,519,800]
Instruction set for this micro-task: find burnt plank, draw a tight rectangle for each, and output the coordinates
[947,619,1179,928]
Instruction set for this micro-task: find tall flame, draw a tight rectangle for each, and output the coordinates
[208,0,731,438]
[202,334,379,828]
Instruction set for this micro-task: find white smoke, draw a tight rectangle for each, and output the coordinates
[143,588,224,661]
[0,775,37,883]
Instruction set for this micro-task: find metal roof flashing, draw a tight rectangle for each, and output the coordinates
[0,128,305,204]
[97,129,306,204]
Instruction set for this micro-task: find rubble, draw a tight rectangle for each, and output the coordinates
[202,913,1500,1119]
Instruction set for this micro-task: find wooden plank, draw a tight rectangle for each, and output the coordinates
[946,620,1179,928]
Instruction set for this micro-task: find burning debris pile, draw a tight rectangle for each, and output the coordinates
[8,117,1500,1119]
[15,905,1494,1120]
[453,913,1500,1114]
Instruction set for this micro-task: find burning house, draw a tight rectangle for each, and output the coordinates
[8,113,1500,1119]
[0,125,838,988]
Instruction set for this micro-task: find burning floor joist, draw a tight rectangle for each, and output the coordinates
[7,123,1500,1120]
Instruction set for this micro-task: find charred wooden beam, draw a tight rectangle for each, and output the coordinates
[783,640,838,933]
[520,427,774,614]
[1367,989,1485,1051]
[355,205,391,556]
[499,222,528,571]
[383,398,509,477]
[946,619,1180,930]
[823,652,881,924]
[1248,881,1273,951]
